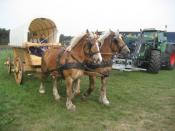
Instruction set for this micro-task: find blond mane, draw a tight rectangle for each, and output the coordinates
[98,30,120,47]
[98,31,111,46]
[66,33,86,51]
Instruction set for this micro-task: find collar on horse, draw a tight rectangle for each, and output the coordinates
[85,60,112,69]
[57,50,85,71]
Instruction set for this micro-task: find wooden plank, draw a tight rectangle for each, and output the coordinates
[29,55,41,66]
[23,42,61,47]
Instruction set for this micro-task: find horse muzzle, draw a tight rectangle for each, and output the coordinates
[93,52,102,64]
[120,46,130,56]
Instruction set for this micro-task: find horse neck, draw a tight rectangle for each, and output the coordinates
[100,36,113,61]
[71,38,86,62]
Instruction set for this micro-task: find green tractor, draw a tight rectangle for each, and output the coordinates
[113,28,175,73]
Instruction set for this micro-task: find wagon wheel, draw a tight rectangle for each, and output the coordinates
[14,57,23,84]
[6,56,11,74]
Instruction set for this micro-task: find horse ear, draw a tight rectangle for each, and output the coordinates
[140,28,142,32]
[95,30,98,34]
[115,30,120,38]
[95,29,100,36]
[109,29,112,33]
[86,29,89,34]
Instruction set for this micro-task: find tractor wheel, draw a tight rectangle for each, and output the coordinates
[167,52,175,69]
[147,50,160,73]
[14,57,23,84]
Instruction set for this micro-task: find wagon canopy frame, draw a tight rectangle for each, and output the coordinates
[10,17,58,47]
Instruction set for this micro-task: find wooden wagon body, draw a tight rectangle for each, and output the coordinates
[6,17,60,84]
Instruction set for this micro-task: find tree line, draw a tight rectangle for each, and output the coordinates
[0,28,9,45]
[0,28,72,46]
[59,34,73,46]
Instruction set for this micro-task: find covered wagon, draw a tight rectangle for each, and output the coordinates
[6,17,60,84]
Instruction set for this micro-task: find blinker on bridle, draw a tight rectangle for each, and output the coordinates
[111,36,126,53]
[84,36,100,57]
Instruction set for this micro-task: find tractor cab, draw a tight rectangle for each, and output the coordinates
[141,29,167,52]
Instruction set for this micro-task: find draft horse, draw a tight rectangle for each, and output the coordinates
[39,31,102,111]
[79,30,130,105]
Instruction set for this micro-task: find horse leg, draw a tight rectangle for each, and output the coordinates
[82,76,96,99]
[65,77,76,111]
[73,79,81,96]
[52,77,60,101]
[99,76,110,106]
[39,73,46,94]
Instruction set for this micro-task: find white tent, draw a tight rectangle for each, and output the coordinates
[10,17,58,46]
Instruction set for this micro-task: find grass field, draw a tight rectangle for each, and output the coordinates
[0,49,175,131]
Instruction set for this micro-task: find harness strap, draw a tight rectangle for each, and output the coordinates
[58,63,85,71]
[85,61,112,69]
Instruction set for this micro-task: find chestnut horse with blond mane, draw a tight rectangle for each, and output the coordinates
[77,30,130,105]
[39,31,102,111]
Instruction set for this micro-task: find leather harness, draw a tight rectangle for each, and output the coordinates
[55,40,100,77]
[54,35,126,78]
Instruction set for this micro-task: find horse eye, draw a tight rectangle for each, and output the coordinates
[112,38,116,42]
[98,42,102,47]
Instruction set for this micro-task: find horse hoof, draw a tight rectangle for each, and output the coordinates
[75,92,81,96]
[99,97,110,106]
[67,104,76,112]
[66,101,76,112]
[81,94,88,101]
[54,95,60,101]
[103,100,110,106]
[39,90,45,94]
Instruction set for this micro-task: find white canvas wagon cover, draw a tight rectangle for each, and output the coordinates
[10,17,58,46]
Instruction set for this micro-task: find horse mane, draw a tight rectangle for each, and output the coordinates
[66,33,86,51]
[98,31,111,46]
[98,30,120,46]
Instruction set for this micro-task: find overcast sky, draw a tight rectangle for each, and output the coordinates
[0,0,175,35]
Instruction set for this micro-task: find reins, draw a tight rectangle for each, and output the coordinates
[69,51,107,77]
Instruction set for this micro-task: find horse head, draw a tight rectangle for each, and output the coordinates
[110,30,130,56]
[99,30,130,57]
[66,30,102,63]
[84,30,102,63]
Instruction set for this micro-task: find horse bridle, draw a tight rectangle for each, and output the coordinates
[68,35,100,65]
[84,37,100,57]
[110,35,126,54]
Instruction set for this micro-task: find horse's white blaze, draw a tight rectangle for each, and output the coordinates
[96,42,102,62]
[93,42,102,63]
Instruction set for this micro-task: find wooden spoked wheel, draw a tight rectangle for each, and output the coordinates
[6,56,11,74]
[14,57,23,84]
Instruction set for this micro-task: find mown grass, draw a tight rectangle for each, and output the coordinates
[0,49,175,131]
